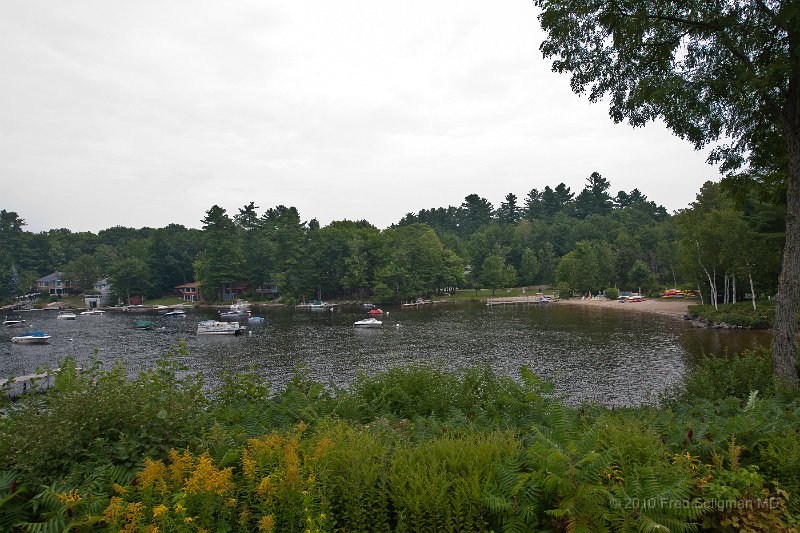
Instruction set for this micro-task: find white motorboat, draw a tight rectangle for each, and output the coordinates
[2,315,25,327]
[57,311,77,320]
[354,317,382,328]
[296,300,335,310]
[197,320,246,336]
[219,309,248,318]
[80,309,105,315]
[11,331,51,344]
[164,309,186,317]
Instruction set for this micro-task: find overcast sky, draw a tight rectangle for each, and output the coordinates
[1,0,719,233]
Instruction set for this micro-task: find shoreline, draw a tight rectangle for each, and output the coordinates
[554,297,691,320]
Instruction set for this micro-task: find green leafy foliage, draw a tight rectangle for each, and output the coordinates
[1,351,799,530]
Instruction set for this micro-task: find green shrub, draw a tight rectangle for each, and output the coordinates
[389,432,518,533]
[336,364,551,429]
[604,287,619,300]
[3,355,800,531]
[687,301,778,328]
[0,352,207,487]
[681,348,775,401]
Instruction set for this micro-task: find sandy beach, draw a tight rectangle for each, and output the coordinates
[555,297,692,320]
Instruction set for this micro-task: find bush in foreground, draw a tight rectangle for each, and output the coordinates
[1,351,799,531]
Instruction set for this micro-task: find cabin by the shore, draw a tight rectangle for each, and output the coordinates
[35,271,78,297]
[176,282,201,302]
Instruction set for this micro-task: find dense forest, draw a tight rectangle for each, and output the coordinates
[0,172,785,305]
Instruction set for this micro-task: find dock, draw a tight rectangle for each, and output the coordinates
[486,296,553,306]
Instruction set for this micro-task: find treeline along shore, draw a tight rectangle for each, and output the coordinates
[0,175,784,309]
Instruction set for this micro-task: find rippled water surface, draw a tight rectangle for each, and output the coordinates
[0,304,771,407]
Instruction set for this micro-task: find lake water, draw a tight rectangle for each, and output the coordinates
[0,303,771,407]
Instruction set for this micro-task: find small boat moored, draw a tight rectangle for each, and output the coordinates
[134,320,156,330]
[3,315,26,327]
[296,300,335,310]
[367,309,383,316]
[197,320,247,336]
[11,331,52,344]
[57,311,77,320]
[354,317,382,328]
[80,309,105,315]
[164,309,186,317]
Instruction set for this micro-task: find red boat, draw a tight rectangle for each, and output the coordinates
[367,309,383,315]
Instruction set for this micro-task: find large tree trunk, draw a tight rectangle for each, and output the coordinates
[773,95,800,386]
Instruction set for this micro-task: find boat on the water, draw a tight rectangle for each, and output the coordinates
[164,309,186,317]
[248,315,265,322]
[80,309,105,315]
[367,309,383,316]
[296,300,335,310]
[354,317,382,328]
[219,310,248,318]
[197,320,247,336]
[134,320,155,330]
[57,311,77,320]
[2,315,26,327]
[11,331,51,344]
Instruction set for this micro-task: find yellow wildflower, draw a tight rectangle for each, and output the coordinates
[248,433,284,457]
[294,420,309,435]
[144,526,159,533]
[242,449,257,480]
[258,514,275,532]
[139,458,167,489]
[256,476,275,498]
[184,451,234,496]
[168,449,194,485]
[601,464,624,483]
[175,503,187,514]
[313,437,333,459]
[184,516,194,523]
[152,504,168,519]
[121,502,145,533]
[112,483,128,495]
[224,498,237,508]
[56,489,82,505]
[102,496,125,524]
[672,451,701,471]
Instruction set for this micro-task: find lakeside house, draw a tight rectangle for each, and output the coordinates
[176,282,201,302]
[254,281,279,299]
[176,281,279,302]
[36,271,77,297]
[84,278,112,308]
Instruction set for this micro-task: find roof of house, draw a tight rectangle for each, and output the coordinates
[36,271,61,283]
[176,282,199,289]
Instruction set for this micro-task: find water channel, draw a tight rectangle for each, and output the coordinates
[0,303,771,407]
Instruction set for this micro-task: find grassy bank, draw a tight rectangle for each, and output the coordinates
[687,301,778,329]
[1,349,799,531]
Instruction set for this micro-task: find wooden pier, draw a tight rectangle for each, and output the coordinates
[486,296,553,306]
